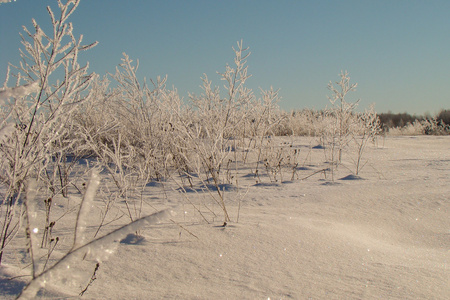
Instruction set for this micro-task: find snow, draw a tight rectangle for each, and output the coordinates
[0,135,448,299]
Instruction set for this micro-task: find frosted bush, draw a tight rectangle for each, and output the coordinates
[351,105,381,175]
[317,71,361,180]
[388,121,425,136]
[281,109,327,137]
[176,41,255,224]
[0,0,109,295]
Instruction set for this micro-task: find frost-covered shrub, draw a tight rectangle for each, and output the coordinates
[317,71,360,180]
[386,119,449,136]
[71,53,187,222]
[175,41,255,224]
[0,0,97,265]
[1,3,177,298]
[387,121,425,136]
[277,109,329,137]
[351,105,381,175]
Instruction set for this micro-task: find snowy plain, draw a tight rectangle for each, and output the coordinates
[0,135,448,299]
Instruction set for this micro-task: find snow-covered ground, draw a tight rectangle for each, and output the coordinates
[1,135,449,299]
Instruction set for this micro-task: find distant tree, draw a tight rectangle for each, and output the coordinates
[436,109,450,125]
[378,112,423,128]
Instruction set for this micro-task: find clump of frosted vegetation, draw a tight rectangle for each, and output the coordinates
[0,0,392,297]
[0,1,171,298]
[0,0,98,267]
[318,71,381,179]
[387,118,448,136]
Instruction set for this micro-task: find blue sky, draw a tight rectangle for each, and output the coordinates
[1,0,449,114]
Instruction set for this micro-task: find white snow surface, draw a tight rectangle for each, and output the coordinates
[0,136,448,299]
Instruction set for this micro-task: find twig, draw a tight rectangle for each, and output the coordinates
[299,168,330,181]
[169,219,199,240]
[79,262,100,296]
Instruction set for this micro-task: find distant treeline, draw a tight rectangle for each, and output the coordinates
[378,109,450,128]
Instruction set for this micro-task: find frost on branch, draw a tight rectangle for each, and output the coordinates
[0,81,40,101]
[0,0,17,4]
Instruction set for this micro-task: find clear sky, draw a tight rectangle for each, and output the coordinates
[1,0,449,115]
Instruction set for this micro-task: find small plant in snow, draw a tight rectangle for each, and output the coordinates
[321,71,360,181]
[351,105,381,175]
[177,41,255,225]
